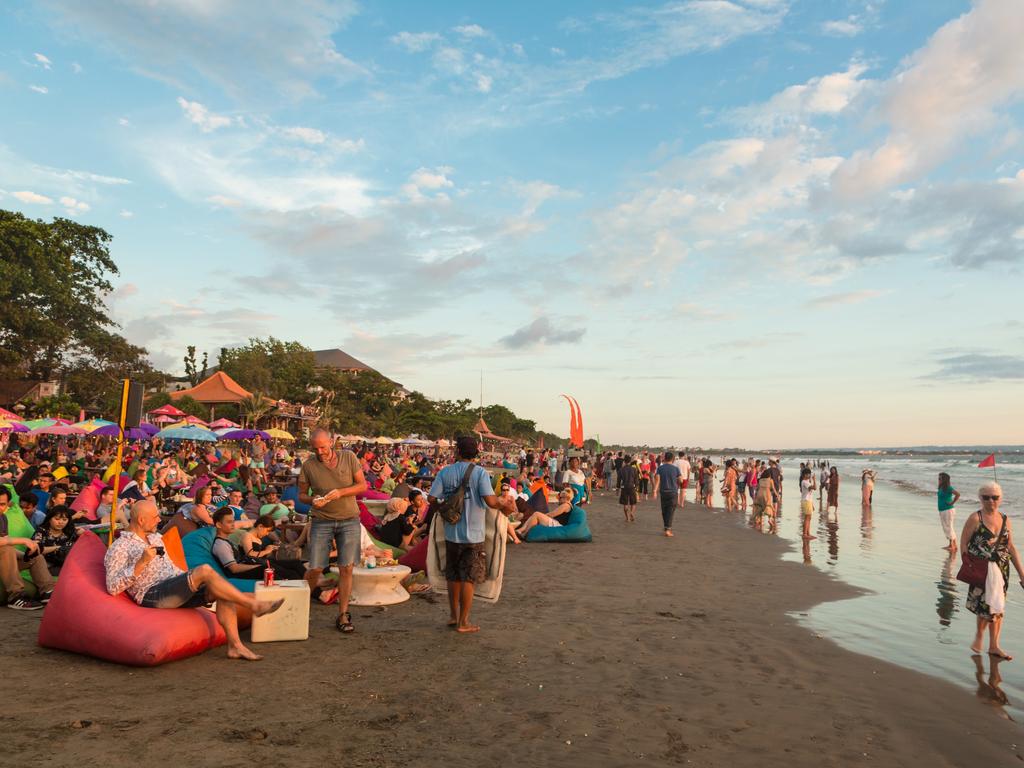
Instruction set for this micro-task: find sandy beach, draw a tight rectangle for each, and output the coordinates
[3,492,1022,767]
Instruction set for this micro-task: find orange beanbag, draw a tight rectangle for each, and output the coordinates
[38,531,228,666]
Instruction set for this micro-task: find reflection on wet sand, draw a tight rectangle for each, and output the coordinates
[936,551,959,628]
[802,537,812,565]
[817,507,839,565]
[860,503,873,549]
[973,654,1012,719]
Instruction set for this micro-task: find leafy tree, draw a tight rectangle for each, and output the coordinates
[218,338,316,402]
[183,345,208,387]
[239,392,274,427]
[22,393,82,419]
[0,210,120,379]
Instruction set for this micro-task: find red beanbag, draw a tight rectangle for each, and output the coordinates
[360,489,390,500]
[398,537,427,573]
[38,531,228,666]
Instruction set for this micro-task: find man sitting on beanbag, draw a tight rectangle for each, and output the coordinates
[104,500,284,661]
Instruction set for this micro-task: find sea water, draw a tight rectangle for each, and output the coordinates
[740,451,1024,720]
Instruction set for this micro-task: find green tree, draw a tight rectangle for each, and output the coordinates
[22,393,82,419]
[0,210,120,379]
[183,345,208,387]
[218,338,316,401]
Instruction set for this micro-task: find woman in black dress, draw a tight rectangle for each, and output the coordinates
[618,456,639,522]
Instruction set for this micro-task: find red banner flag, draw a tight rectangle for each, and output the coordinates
[978,454,996,468]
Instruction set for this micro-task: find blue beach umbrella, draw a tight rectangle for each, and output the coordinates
[155,425,218,442]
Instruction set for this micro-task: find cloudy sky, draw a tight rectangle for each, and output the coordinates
[2,0,1022,448]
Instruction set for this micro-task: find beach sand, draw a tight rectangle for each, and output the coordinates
[2,493,1021,767]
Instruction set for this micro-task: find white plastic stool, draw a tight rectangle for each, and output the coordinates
[349,565,411,606]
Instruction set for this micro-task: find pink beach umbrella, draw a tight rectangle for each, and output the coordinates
[208,417,240,429]
[29,424,87,436]
[151,414,177,424]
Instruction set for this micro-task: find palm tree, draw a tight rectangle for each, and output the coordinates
[239,392,273,428]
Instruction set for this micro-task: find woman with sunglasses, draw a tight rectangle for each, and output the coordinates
[960,482,1024,660]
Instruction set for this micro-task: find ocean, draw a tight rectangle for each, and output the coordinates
[713,449,1024,720]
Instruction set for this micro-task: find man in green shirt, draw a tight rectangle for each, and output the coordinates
[298,429,367,634]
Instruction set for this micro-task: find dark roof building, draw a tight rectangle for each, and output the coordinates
[312,349,374,373]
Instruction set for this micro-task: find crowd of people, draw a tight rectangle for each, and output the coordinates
[1,428,1020,665]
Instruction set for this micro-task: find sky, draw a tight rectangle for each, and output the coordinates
[1,0,1023,449]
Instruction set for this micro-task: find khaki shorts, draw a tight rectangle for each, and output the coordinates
[800,500,814,516]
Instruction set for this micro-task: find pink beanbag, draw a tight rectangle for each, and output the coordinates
[70,484,100,517]
[38,531,228,666]
[360,489,390,500]
[358,501,380,533]
[398,537,427,573]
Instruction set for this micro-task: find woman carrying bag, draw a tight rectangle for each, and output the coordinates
[958,482,1024,660]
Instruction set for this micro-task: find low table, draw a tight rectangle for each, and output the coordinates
[349,564,411,606]
[252,579,310,642]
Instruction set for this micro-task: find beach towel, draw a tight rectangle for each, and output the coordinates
[426,507,507,603]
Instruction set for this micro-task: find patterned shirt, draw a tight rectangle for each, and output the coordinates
[103,530,184,605]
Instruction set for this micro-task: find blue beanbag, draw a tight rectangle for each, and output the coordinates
[281,484,310,514]
[181,527,256,593]
[525,506,592,543]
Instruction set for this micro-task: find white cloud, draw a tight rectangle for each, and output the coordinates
[42,0,364,100]
[475,73,493,93]
[71,61,82,74]
[821,18,862,37]
[453,24,487,38]
[119,209,134,218]
[804,289,884,309]
[551,47,566,57]
[34,52,52,69]
[59,195,90,213]
[734,62,870,131]
[831,0,1024,200]
[176,97,231,132]
[12,190,53,204]
[433,47,466,75]
[207,195,241,208]
[29,85,48,94]
[118,117,130,126]
[411,167,454,190]
[280,125,326,144]
[390,31,441,52]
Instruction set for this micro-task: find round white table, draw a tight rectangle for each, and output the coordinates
[349,564,411,606]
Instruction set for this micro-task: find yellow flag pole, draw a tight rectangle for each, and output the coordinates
[107,379,131,546]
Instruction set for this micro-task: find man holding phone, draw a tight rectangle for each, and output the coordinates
[104,499,283,660]
[298,429,367,635]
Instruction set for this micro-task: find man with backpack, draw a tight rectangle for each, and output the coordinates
[429,436,514,634]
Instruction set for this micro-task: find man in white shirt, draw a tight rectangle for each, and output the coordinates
[674,455,691,507]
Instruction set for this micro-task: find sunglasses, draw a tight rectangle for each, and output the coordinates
[981,495,1001,501]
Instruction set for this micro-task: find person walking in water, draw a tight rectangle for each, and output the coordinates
[861,468,877,505]
[799,467,817,540]
[826,466,839,514]
[938,472,961,552]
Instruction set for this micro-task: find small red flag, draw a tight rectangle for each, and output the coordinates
[978,454,996,468]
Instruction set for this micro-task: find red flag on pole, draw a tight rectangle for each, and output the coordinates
[978,454,996,468]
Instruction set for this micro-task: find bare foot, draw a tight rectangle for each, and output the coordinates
[253,598,285,617]
[989,648,1014,661]
[227,645,264,661]
[970,643,984,654]
[456,624,480,633]
[664,530,674,537]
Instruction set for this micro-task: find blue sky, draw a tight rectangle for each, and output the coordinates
[2,0,1022,448]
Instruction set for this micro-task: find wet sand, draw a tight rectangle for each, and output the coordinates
[2,492,1022,767]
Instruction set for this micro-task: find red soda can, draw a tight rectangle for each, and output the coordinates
[264,564,275,587]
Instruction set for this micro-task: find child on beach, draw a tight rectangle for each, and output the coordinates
[799,467,816,540]
[937,472,960,551]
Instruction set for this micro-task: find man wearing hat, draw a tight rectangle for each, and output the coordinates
[429,436,514,634]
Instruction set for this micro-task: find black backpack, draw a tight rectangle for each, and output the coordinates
[435,463,476,525]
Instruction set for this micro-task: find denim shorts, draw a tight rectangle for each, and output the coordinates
[307,517,361,570]
[140,571,209,609]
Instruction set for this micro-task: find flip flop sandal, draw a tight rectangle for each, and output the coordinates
[336,612,355,634]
